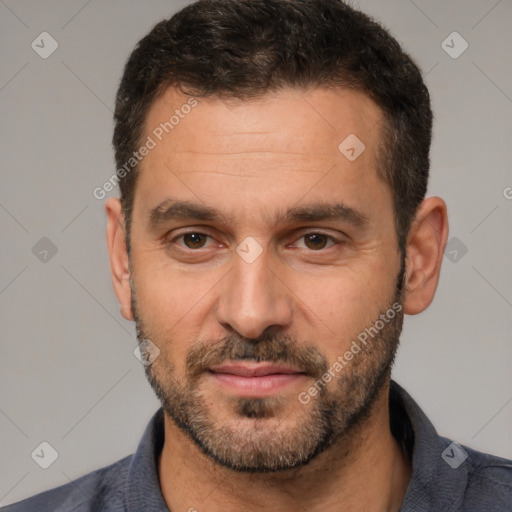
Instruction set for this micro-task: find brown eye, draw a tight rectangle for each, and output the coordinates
[304,234,328,250]
[182,233,208,249]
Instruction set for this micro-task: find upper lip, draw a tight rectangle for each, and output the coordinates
[209,363,304,377]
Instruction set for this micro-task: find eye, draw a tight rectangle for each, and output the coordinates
[176,232,212,249]
[294,233,337,250]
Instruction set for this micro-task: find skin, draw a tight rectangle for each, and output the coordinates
[106,86,448,511]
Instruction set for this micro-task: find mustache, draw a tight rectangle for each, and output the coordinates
[186,332,328,380]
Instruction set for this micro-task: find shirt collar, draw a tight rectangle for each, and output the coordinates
[124,382,467,512]
[392,380,468,511]
[126,408,169,512]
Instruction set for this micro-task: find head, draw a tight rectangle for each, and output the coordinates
[107,0,448,472]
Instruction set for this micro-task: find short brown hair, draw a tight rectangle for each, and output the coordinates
[113,0,432,252]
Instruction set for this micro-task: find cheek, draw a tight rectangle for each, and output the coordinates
[131,253,223,337]
[288,264,396,354]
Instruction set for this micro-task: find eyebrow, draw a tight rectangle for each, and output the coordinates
[149,199,228,226]
[148,198,369,229]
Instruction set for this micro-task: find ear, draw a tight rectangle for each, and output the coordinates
[105,197,134,321]
[403,197,449,315]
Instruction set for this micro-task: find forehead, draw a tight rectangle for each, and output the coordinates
[134,86,390,226]
[144,85,383,156]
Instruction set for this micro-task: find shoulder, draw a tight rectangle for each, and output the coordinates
[391,381,512,511]
[461,443,512,510]
[0,455,133,512]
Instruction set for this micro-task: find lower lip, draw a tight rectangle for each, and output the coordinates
[209,372,305,397]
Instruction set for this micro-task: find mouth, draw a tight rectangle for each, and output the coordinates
[208,362,307,397]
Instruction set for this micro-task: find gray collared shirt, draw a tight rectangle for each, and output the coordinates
[2,381,511,511]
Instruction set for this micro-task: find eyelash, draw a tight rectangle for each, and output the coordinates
[168,231,342,250]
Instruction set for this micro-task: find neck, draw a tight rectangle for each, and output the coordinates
[158,381,411,512]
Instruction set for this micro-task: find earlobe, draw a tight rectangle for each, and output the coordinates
[105,198,134,321]
[403,197,449,315]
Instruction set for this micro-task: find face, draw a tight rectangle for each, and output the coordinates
[127,87,405,472]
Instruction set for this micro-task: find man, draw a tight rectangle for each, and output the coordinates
[4,0,511,511]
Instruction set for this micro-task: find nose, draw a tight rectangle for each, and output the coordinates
[215,248,293,339]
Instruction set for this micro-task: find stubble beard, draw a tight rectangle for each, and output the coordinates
[131,264,405,473]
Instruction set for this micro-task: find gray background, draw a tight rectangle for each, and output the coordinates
[1,0,511,506]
